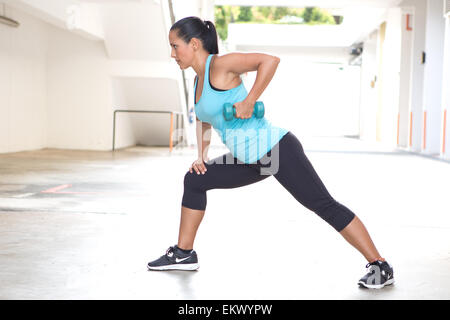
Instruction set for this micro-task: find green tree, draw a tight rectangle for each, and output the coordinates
[214,5,228,40]
[257,6,272,19]
[301,7,336,25]
[273,7,289,20]
[237,6,253,22]
[214,5,337,41]
[302,7,314,23]
[313,7,335,24]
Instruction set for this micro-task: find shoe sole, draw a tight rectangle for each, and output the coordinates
[147,263,199,271]
[358,278,395,289]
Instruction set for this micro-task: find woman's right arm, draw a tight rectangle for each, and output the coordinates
[190,75,210,174]
[190,117,211,174]
[197,118,211,161]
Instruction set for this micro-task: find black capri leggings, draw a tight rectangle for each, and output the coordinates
[182,131,355,232]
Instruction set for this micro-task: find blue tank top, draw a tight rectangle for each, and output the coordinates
[194,54,288,164]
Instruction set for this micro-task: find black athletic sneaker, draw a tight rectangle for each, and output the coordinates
[358,260,394,289]
[147,245,199,271]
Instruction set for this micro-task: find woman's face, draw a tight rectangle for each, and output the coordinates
[169,30,195,70]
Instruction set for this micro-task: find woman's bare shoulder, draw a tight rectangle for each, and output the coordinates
[214,52,279,75]
[213,53,238,68]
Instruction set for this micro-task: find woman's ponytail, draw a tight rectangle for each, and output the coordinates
[203,20,219,54]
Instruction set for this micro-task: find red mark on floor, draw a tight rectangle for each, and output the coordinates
[41,184,71,193]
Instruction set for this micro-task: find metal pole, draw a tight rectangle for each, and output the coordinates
[112,111,117,151]
[169,112,174,152]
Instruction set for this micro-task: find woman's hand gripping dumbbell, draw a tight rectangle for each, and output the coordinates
[223,101,265,121]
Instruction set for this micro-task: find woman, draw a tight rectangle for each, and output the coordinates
[147,16,394,289]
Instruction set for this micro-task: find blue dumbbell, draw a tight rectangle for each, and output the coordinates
[223,101,265,121]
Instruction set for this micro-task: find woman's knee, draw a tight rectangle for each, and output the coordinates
[184,171,204,191]
[182,171,207,210]
[314,199,356,232]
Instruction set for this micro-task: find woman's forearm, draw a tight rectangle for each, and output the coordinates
[201,122,211,160]
[245,56,280,105]
[196,119,211,160]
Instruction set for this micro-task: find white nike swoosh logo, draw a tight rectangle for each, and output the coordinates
[175,256,191,263]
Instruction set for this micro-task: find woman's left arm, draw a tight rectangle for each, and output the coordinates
[219,53,280,118]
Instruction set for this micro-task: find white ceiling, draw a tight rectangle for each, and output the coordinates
[214,0,403,8]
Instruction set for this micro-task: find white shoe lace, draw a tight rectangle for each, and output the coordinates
[166,246,174,258]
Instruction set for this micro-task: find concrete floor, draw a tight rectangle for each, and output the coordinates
[1,134,450,299]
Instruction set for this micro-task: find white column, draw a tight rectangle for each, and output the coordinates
[379,8,402,146]
[197,0,214,21]
[400,0,427,152]
[359,30,379,142]
[442,12,450,159]
[397,7,414,148]
[422,0,446,155]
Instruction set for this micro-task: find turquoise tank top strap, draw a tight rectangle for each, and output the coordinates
[204,54,213,92]
[194,54,213,105]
